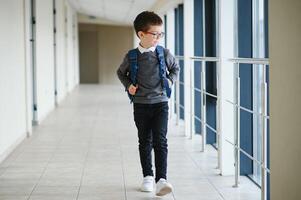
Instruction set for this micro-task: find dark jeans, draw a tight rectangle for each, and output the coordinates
[133,102,169,183]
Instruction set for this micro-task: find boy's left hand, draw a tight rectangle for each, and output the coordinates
[167,79,172,87]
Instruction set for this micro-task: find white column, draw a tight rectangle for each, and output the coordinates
[74,14,80,85]
[166,9,176,120]
[166,10,175,58]
[0,0,28,162]
[24,0,33,136]
[219,0,236,175]
[55,0,68,104]
[184,0,194,137]
[35,0,55,122]
[66,2,75,92]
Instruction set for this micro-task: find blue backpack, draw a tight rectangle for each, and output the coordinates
[127,45,172,103]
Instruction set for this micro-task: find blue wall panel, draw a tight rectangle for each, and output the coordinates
[174,5,185,119]
[174,8,178,113]
[205,0,217,145]
[238,0,253,175]
[193,0,203,134]
[178,4,184,119]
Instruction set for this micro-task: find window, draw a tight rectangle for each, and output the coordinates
[175,4,185,119]
[252,0,266,185]
[237,1,270,198]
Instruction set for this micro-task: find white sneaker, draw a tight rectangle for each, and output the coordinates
[156,178,173,196]
[140,176,154,192]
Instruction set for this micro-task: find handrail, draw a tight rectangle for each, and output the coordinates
[173,55,270,196]
[229,57,269,65]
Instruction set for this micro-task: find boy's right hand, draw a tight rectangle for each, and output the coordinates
[128,84,138,95]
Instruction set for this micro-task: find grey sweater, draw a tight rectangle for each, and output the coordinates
[116,47,180,104]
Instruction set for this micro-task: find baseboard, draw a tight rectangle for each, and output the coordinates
[0,132,27,164]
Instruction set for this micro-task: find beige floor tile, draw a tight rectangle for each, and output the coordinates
[0,85,260,200]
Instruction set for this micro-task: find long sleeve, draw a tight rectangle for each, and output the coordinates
[164,49,180,84]
[116,53,132,90]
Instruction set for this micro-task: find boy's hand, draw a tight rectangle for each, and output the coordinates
[167,79,172,87]
[128,84,138,95]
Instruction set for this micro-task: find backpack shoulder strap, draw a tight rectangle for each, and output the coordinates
[128,48,138,85]
[156,45,172,98]
[156,45,166,79]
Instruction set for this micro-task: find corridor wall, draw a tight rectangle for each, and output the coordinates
[0,0,79,163]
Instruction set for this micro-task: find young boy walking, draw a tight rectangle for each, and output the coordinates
[117,11,179,196]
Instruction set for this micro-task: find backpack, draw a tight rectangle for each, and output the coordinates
[127,45,172,103]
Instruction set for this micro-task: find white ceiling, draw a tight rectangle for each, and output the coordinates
[68,0,159,26]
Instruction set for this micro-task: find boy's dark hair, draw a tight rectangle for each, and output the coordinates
[134,11,163,37]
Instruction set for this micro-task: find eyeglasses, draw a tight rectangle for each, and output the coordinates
[144,31,165,39]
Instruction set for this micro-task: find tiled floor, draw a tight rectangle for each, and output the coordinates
[0,85,261,200]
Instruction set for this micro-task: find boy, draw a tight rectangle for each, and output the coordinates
[116,11,179,196]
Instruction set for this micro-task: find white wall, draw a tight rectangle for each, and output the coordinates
[54,0,79,101]
[66,4,79,92]
[74,15,80,85]
[219,0,236,176]
[24,0,33,136]
[0,0,79,163]
[183,0,194,138]
[165,10,175,55]
[166,9,176,120]
[55,0,68,104]
[35,0,55,122]
[0,0,28,163]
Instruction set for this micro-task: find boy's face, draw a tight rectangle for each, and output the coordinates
[138,25,163,48]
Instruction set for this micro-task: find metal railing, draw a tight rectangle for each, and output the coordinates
[230,58,269,200]
[174,56,184,126]
[175,55,220,158]
[173,55,270,200]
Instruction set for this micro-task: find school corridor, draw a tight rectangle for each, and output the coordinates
[1,0,301,200]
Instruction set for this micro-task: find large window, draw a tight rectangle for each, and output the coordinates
[171,0,270,198]
[252,0,266,185]
[193,0,218,146]
[175,4,184,119]
[204,0,217,146]
[193,0,204,135]
[237,0,269,198]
